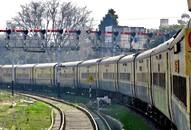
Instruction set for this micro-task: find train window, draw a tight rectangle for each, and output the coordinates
[139,60,143,63]
[103,73,107,79]
[89,73,96,78]
[153,73,165,88]
[105,64,109,67]
[156,54,162,60]
[81,73,88,79]
[137,73,148,83]
[103,73,115,79]
[139,66,142,71]
[173,75,187,107]
[120,73,130,81]
[159,54,162,59]
[123,63,127,66]
[174,42,181,54]
[158,64,160,72]
[61,73,74,78]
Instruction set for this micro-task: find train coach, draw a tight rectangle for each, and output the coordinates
[60,61,81,89]
[34,63,57,87]
[117,54,135,97]
[0,22,191,130]
[134,48,154,105]
[168,25,190,130]
[15,64,36,86]
[150,39,173,121]
[99,55,125,93]
[78,59,101,90]
[1,65,16,85]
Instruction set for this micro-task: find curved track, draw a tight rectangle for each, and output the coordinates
[18,93,98,130]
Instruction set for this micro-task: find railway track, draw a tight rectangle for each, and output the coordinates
[18,93,64,130]
[18,93,98,130]
[79,103,112,130]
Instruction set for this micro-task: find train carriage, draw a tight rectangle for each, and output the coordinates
[118,54,135,97]
[168,25,191,130]
[34,63,57,87]
[150,38,173,120]
[1,65,16,84]
[78,59,102,89]
[15,64,36,85]
[0,20,191,130]
[60,61,82,88]
[134,49,154,104]
[99,55,125,92]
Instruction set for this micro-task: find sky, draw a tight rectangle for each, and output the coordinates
[0,0,190,29]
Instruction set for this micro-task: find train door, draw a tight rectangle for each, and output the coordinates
[32,65,35,86]
[167,51,173,120]
[72,67,75,88]
[53,65,56,87]
[114,62,118,92]
[170,29,190,130]
[75,66,79,88]
[148,57,153,105]
[97,61,101,90]
[76,63,81,87]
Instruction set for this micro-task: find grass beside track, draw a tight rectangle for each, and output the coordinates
[0,91,52,130]
[102,104,152,130]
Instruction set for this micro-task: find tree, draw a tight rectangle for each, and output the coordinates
[12,0,92,48]
[146,24,183,49]
[2,0,94,64]
[178,13,190,25]
[98,9,118,32]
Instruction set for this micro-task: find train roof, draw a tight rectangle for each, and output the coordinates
[61,61,82,67]
[16,64,36,68]
[136,48,155,60]
[35,63,57,68]
[151,38,174,55]
[80,58,102,66]
[119,54,136,63]
[1,65,18,68]
[100,55,125,64]
[169,25,185,49]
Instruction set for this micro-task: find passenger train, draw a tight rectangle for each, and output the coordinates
[0,21,191,130]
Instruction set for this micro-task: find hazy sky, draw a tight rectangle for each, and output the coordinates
[0,0,190,29]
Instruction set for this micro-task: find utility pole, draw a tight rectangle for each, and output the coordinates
[5,28,14,96]
[113,31,119,56]
[11,48,14,96]
[56,47,61,98]
[56,29,63,98]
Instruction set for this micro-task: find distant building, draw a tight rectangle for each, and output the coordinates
[160,19,169,27]
[127,26,147,49]
[118,26,130,49]
[104,26,148,50]
[105,26,113,48]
